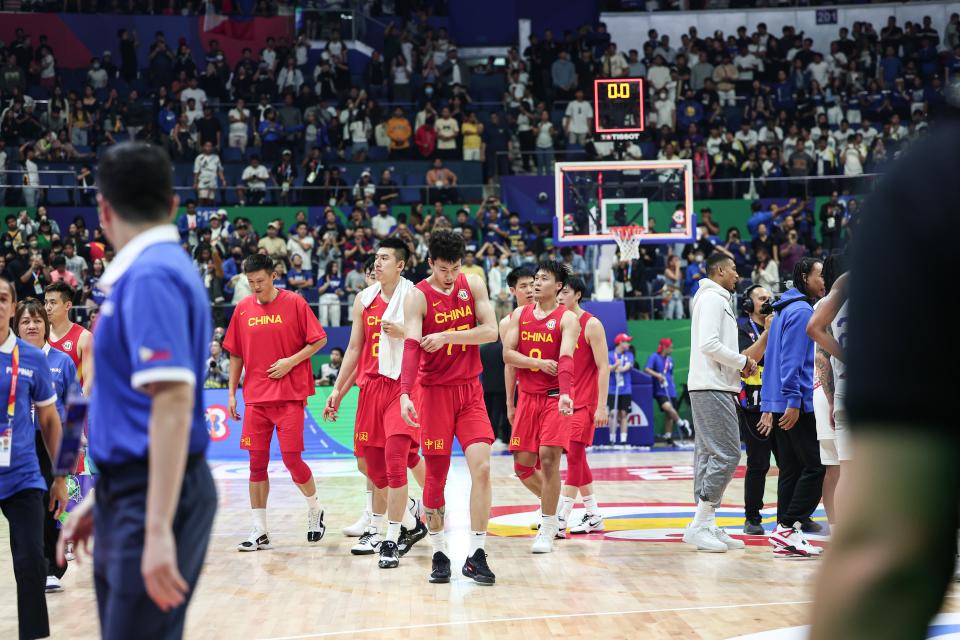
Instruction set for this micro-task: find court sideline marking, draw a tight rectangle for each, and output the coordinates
[257,599,817,639]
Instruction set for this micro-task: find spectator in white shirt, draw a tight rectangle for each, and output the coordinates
[653,35,676,65]
[563,90,593,145]
[371,203,397,240]
[180,77,206,110]
[184,97,203,125]
[193,141,225,206]
[277,57,304,93]
[653,89,676,129]
[841,135,866,176]
[831,120,853,149]
[647,55,672,96]
[238,155,270,206]
[733,47,761,92]
[807,52,830,88]
[735,122,759,149]
[435,107,460,160]
[228,99,251,153]
[87,57,108,89]
[287,221,315,272]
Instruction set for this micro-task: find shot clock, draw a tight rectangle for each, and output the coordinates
[593,77,645,140]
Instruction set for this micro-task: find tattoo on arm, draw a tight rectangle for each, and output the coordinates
[815,345,835,401]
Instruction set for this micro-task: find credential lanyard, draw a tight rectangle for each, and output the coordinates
[6,344,19,426]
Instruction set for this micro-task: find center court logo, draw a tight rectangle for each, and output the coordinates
[487,502,828,549]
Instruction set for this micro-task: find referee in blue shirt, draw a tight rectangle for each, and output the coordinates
[57,142,217,640]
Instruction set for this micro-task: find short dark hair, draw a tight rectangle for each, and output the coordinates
[242,253,276,275]
[330,347,344,357]
[428,229,465,263]
[51,255,66,268]
[379,236,409,263]
[45,281,75,303]
[566,275,587,301]
[537,260,570,288]
[822,252,847,293]
[0,276,15,303]
[706,251,734,275]
[97,142,174,223]
[363,255,376,273]
[793,257,823,296]
[14,299,50,341]
[507,266,535,288]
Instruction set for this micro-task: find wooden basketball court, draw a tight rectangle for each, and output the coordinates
[2,449,957,639]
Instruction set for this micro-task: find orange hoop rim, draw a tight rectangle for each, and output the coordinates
[610,225,646,239]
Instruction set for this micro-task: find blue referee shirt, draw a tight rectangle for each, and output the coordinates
[0,332,57,500]
[89,225,213,467]
[37,344,77,427]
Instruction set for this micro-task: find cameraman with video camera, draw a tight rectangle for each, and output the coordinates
[737,285,774,535]
[204,339,231,389]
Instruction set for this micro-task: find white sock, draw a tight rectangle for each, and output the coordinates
[619,430,628,443]
[557,496,575,522]
[386,521,401,543]
[429,530,447,554]
[401,498,416,529]
[304,491,321,513]
[470,531,486,554]
[583,495,599,516]
[541,513,558,530]
[692,499,716,528]
[365,490,373,514]
[371,512,385,534]
[252,508,267,533]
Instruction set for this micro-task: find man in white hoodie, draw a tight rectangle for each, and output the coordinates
[684,252,758,553]
[323,238,427,567]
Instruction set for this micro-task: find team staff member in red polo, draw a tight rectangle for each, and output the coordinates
[224,253,328,552]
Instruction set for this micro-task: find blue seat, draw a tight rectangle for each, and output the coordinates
[28,86,50,100]
[222,146,243,163]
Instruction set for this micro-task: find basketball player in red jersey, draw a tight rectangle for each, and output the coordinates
[45,282,93,393]
[336,257,427,544]
[503,260,580,553]
[323,239,427,567]
[399,230,498,585]
[223,254,328,551]
[556,276,610,535]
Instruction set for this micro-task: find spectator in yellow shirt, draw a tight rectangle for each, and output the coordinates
[385,107,412,159]
[462,112,484,161]
[460,250,486,279]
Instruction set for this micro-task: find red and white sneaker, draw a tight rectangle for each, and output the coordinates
[769,523,822,559]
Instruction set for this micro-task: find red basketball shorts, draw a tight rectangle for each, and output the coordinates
[416,379,494,456]
[354,375,420,457]
[241,401,306,453]
[509,392,571,453]
[570,405,598,445]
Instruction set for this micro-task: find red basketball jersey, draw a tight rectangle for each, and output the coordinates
[573,311,598,410]
[49,322,85,384]
[357,293,387,387]
[416,273,482,386]
[516,303,566,395]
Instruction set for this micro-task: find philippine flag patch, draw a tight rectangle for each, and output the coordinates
[139,347,172,363]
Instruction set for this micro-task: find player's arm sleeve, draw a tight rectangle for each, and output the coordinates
[644,353,658,371]
[30,354,57,407]
[122,275,198,391]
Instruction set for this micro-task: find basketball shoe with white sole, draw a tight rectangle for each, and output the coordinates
[342,510,371,537]
[682,524,728,552]
[711,526,746,550]
[769,523,822,559]
[532,525,557,553]
[238,529,272,552]
[307,508,325,543]
[569,513,604,534]
[351,527,382,555]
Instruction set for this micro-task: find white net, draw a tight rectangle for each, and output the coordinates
[611,226,645,262]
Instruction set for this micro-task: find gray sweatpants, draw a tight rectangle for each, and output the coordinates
[690,390,742,506]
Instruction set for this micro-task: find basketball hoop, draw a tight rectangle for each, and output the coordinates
[610,225,645,261]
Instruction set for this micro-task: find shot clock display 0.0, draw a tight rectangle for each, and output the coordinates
[593,77,645,140]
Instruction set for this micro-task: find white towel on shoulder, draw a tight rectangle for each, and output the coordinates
[358,277,414,380]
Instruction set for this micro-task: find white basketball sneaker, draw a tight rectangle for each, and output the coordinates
[769,523,823,559]
[342,510,372,537]
[682,524,728,552]
[532,525,557,553]
[569,513,604,534]
[238,529,272,552]
[711,526,746,550]
[350,527,382,555]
